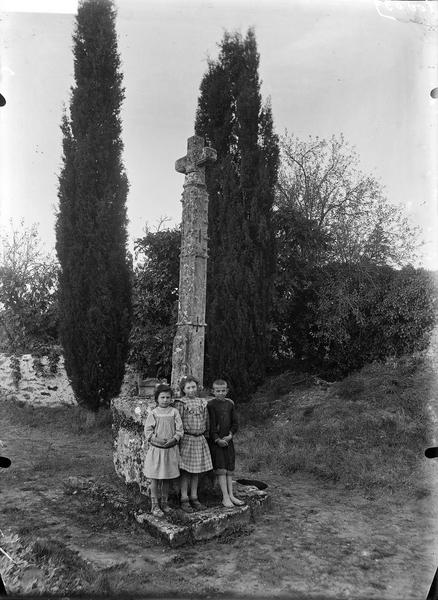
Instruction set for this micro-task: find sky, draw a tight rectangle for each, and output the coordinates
[0,0,437,267]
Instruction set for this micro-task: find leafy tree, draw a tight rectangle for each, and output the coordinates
[271,208,328,365]
[0,221,58,354]
[129,225,180,381]
[272,133,428,373]
[56,0,131,412]
[309,264,436,376]
[276,133,419,266]
[195,29,279,400]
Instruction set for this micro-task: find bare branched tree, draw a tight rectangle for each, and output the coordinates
[277,133,420,267]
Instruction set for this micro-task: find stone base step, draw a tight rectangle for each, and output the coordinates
[135,481,270,547]
[64,477,270,547]
[135,502,252,547]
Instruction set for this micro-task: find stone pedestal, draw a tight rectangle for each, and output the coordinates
[112,395,155,491]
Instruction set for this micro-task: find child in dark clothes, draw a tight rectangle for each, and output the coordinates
[208,379,245,508]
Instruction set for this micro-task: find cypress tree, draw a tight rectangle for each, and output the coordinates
[195,29,279,400]
[56,0,131,412]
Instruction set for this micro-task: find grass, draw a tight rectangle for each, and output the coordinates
[238,355,434,495]
[0,394,114,478]
[217,523,254,545]
[0,397,112,436]
[30,538,81,566]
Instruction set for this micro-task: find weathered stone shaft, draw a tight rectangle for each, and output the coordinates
[171,136,217,393]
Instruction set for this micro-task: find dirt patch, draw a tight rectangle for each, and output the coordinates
[0,398,436,599]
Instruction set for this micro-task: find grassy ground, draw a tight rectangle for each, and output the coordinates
[0,355,437,598]
[238,355,432,497]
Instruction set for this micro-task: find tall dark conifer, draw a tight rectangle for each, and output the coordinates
[195,30,279,400]
[56,0,131,412]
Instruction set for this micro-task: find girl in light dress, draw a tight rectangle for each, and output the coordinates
[143,384,184,517]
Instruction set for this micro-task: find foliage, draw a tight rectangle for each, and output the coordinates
[273,260,436,376]
[32,346,62,377]
[309,264,437,376]
[129,226,180,380]
[9,355,21,388]
[271,207,327,364]
[272,133,432,374]
[276,133,419,266]
[56,0,131,411]
[0,221,59,354]
[195,29,279,400]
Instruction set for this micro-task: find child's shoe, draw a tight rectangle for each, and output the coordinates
[190,498,206,511]
[160,500,173,515]
[151,500,164,518]
[180,499,194,513]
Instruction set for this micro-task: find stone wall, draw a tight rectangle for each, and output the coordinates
[0,353,76,406]
[0,353,137,408]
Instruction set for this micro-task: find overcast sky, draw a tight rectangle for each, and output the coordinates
[0,0,437,267]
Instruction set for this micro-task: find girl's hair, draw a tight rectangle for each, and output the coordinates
[154,383,173,401]
[180,375,199,395]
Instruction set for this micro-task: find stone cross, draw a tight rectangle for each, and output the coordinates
[171,135,217,394]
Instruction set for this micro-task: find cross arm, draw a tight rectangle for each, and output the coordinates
[175,156,187,174]
[197,147,217,167]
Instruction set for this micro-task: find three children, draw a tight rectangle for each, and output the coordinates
[143,376,244,517]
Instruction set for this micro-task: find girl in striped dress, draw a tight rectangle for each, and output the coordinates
[174,376,213,513]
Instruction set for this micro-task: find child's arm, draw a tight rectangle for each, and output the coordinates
[144,411,157,443]
[162,410,184,448]
[174,399,184,419]
[174,409,184,442]
[203,400,210,438]
[208,402,219,442]
[144,411,167,446]
[223,401,238,443]
[230,402,238,435]
[208,403,228,447]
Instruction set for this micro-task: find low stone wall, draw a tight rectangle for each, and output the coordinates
[0,352,76,406]
[0,353,137,408]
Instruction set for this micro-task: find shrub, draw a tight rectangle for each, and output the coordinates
[278,263,437,377]
[129,227,180,380]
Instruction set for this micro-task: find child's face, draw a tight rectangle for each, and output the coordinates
[213,384,228,399]
[157,391,172,407]
[183,381,197,397]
